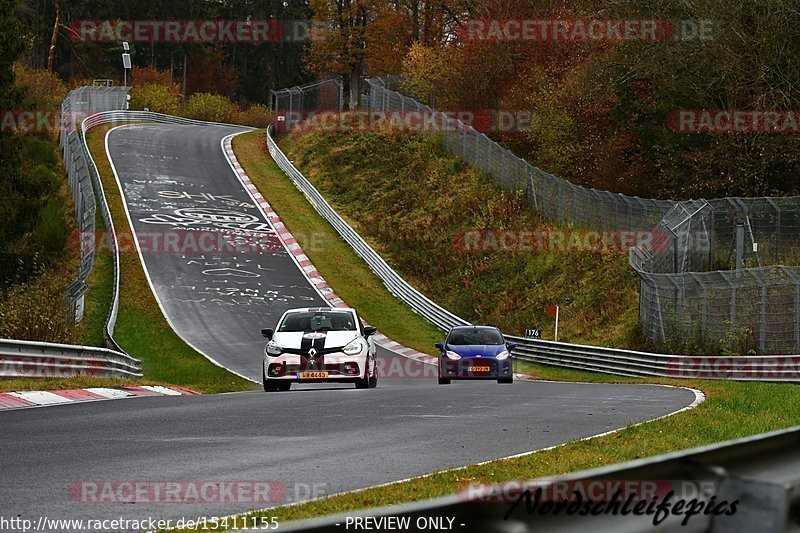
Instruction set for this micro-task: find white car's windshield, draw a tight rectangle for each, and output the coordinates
[279,311,357,332]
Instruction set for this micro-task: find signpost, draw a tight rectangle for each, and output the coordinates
[122,42,131,87]
[547,305,560,341]
[525,329,541,339]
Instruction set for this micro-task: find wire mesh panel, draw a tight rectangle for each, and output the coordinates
[270,79,344,133]
[60,86,130,322]
[364,77,800,353]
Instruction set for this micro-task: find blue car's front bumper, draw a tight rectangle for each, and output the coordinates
[439,358,513,379]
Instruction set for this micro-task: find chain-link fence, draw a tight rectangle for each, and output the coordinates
[60,86,129,323]
[270,79,343,133]
[362,77,800,353]
[365,78,677,231]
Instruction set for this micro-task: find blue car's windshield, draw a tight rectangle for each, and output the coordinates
[447,328,504,345]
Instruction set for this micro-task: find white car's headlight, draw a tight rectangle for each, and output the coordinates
[266,341,283,356]
[496,350,509,360]
[343,339,363,356]
[445,350,461,360]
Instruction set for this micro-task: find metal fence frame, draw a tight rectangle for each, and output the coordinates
[60,86,130,331]
[270,79,344,132]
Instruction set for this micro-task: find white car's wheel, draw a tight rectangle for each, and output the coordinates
[368,356,378,389]
[355,356,375,389]
[263,377,279,392]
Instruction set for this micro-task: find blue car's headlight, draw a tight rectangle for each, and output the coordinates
[445,350,461,360]
[496,350,509,360]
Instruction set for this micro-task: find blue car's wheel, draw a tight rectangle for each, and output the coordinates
[498,377,513,384]
[438,377,451,385]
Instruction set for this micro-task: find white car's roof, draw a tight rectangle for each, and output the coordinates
[284,307,355,313]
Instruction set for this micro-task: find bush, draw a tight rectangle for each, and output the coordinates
[131,66,177,89]
[184,92,238,123]
[236,103,274,128]
[13,63,67,109]
[0,265,77,343]
[129,83,181,115]
[34,198,69,255]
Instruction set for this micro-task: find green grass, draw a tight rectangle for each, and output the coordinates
[77,221,115,348]
[232,131,443,355]
[277,130,641,349]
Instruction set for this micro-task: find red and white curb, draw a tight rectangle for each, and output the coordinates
[0,386,199,411]
[222,137,437,362]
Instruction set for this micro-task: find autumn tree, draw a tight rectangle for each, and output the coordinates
[307,0,403,108]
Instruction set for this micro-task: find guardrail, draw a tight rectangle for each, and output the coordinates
[281,424,800,532]
[266,124,469,333]
[0,338,142,379]
[266,124,800,383]
[60,87,130,326]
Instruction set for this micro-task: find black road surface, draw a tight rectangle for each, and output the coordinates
[0,123,698,531]
[106,123,325,381]
[1,380,696,528]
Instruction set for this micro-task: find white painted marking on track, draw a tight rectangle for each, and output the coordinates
[7,391,74,405]
[84,388,134,399]
[141,385,183,396]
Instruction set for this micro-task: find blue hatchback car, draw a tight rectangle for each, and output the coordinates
[435,325,516,385]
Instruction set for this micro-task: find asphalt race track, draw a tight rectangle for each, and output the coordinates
[106,123,326,381]
[0,123,699,530]
[1,376,696,527]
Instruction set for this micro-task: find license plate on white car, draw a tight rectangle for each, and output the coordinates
[299,371,329,379]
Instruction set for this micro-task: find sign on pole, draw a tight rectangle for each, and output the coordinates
[547,305,560,341]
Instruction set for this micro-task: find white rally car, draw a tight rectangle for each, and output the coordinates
[261,307,378,391]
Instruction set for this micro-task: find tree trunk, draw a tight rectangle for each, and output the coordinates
[47,1,61,72]
[348,68,360,110]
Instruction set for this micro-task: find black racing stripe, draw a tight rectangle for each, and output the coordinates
[297,330,328,370]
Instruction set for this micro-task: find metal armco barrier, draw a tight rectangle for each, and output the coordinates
[266,124,469,333]
[280,424,800,532]
[0,339,142,379]
[60,87,130,326]
[267,124,800,383]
